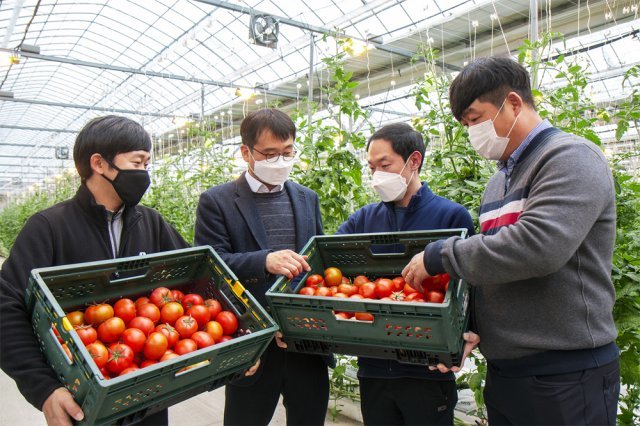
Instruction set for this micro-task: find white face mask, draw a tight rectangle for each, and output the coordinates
[371,157,415,203]
[250,155,296,186]
[468,98,520,160]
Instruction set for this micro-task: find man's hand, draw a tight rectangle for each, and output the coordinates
[244,359,261,377]
[428,331,480,373]
[274,331,287,349]
[42,387,84,426]
[266,250,310,279]
[402,251,430,292]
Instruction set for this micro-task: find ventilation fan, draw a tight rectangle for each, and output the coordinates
[249,14,279,48]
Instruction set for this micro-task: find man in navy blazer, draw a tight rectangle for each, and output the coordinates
[194,108,329,425]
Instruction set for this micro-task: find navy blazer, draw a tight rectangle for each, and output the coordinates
[194,172,323,305]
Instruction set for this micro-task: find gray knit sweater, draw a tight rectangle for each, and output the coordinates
[426,128,617,366]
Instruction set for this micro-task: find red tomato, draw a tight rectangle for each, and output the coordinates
[324,267,343,287]
[75,325,97,345]
[355,312,374,321]
[333,292,348,298]
[137,303,161,324]
[84,303,114,326]
[341,276,351,285]
[175,315,198,338]
[334,312,350,320]
[174,339,198,355]
[170,290,184,303]
[119,367,140,376]
[140,359,157,368]
[405,292,426,302]
[425,291,445,304]
[182,294,204,310]
[204,299,222,319]
[219,335,233,343]
[392,277,405,291]
[315,287,332,297]
[329,286,339,296]
[160,302,184,325]
[106,343,134,374]
[338,283,358,296]
[432,274,450,292]
[113,298,136,325]
[61,343,73,363]
[349,294,363,299]
[374,279,394,298]
[187,305,211,329]
[99,366,111,379]
[155,324,179,348]
[215,311,238,335]
[135,297,150,309]
[204,321,224,343]
[160,351,180,362]
[404,283,419,295]
[358,282,376,299]
[299,287,315,296]
[128,316,155,336]
[52,326,63,343]
[191,331,215,349]
[66,311,84,327]
[86,342,109,368]
[149,287,173,308]
[121,328,147,353]
[352,275,370,287]
[144,332,169,360]
[97,317,125,343]
[305,274,324,289]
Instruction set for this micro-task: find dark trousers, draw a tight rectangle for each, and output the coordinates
[223,342,329,425]
[118,407,167,426]
[484,359,620,425]
[359,377,458,425]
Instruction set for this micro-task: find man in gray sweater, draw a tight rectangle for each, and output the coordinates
[403,57,619,425]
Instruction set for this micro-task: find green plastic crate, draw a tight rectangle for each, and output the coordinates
[25,246,278,426]
[266,230,470,367]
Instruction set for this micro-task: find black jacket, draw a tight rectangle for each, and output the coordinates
[194,173,323,306]
[0,184,188,410]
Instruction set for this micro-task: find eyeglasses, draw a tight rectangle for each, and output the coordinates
[251,147,298,163]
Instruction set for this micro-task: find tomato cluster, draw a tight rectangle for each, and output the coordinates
[58,287,239,379]
[298,267,450,322]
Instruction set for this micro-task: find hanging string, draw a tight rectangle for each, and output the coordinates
[491,0,511,53]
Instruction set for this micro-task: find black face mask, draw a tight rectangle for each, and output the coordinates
[101,162,151,207]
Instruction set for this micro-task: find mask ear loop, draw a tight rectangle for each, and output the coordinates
[400,151,419,184]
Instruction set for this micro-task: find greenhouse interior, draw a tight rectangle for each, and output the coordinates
[0,0,639,425]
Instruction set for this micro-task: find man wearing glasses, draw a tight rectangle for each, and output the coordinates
[194,108,329,425]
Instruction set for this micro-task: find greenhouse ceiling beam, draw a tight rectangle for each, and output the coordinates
[0,48,296,100]
[0,96,177,118]
[0,124,77,134]
[0,142,61,149]
[0,154,52,160]
[193,0,422,62]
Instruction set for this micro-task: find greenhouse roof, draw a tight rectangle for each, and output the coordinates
[1,0,639,199]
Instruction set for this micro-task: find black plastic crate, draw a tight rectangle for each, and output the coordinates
[266,230,470,367]
[25,246,278,426]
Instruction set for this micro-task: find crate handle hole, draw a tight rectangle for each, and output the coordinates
[175,359,211,377]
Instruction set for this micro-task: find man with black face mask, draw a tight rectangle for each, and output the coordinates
[0,115,189,426]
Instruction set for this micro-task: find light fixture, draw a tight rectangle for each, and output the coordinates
[0,52,20,66]
[471,20,479,28]
[19,44,40,54]
[249,14,279,48]
[343,39,375,57]
[55,147,69,160]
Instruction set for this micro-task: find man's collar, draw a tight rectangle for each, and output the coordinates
[244,171,283,193]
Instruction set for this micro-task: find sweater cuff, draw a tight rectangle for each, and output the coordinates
[424,240,446,276]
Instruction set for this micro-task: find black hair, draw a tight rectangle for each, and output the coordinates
[73,115,151,179]
[449,56,535,121]
[367,123,426,171]
[240,108,296,149]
